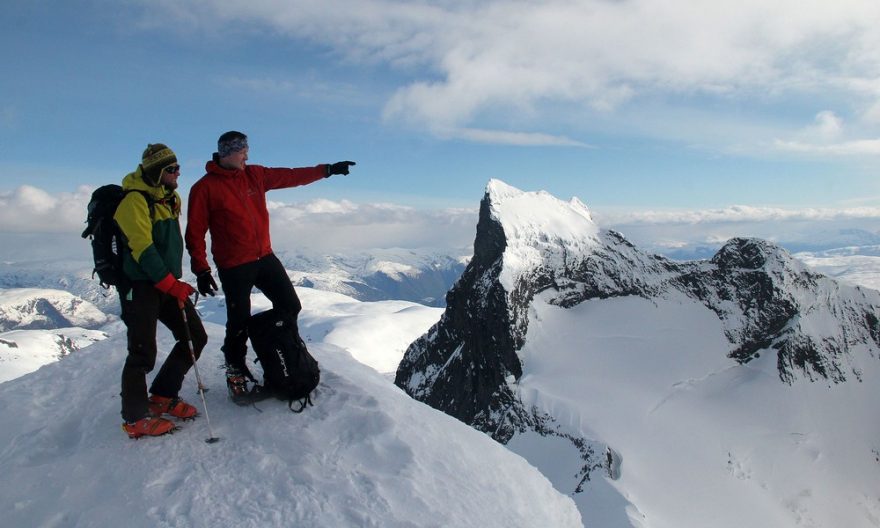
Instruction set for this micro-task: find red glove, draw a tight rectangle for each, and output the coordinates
[155,273,195,305]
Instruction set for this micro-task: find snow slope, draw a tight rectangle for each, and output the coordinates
[293,288,444,374]
[512,291,880,528]
[0,285,439,386]
[0,322,581,528]
[0,326,108,383]
[191,286,444,376]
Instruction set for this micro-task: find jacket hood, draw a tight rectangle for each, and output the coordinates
[205,155,245,177]
[122,166,175,200]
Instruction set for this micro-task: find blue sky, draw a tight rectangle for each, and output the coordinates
[3,0,880,255]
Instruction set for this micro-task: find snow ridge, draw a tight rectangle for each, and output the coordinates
[0,323,581,527]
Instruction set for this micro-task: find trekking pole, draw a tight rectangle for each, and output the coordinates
[181,297,220,444]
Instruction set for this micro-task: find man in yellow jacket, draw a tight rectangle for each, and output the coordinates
[115,144,207,439]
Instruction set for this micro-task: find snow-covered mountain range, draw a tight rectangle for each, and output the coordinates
[0,247,468,315]
[395,180,880,528]
[275,248,469,307]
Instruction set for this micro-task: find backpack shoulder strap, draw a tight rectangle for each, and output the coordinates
[121,190,157,220]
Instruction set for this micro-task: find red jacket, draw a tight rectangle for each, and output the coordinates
[186,158,327,273]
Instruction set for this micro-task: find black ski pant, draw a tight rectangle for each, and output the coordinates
[217,253,302,372]
[120,282,207,423]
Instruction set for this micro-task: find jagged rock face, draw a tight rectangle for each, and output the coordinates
[395,194,523,431]
[679,237,880,383]
[395,181,880,440]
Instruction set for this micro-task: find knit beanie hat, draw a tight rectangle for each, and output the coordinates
[217,131,248,158]
[141,143,178,186]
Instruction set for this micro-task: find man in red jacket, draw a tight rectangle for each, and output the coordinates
[185,130,354,403]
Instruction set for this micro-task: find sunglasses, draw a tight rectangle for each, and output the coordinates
[163,164,181,174]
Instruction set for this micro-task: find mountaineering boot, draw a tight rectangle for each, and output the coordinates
[226,366,272,406]
[226,368,249,403]
[148,394,198,420]
[122,416,175,439]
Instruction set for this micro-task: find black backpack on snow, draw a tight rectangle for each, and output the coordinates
[248,309,320,412]
[81,184,152,291]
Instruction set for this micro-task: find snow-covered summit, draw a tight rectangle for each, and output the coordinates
[486,178,596,234]
[0,287,108,331]
[486,179,599,291]
[0,322,581,527]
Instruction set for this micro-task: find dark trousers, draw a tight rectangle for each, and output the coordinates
[217,253,301,371]
[120,282,207,422]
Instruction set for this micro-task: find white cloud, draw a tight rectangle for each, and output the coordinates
[0,182,477,250]
[451,128,592,147]
[810,111,844,141]
[5,184,879,262]
[268,199,477,252]
[0,185,92,234]
[221,75,365,106]
[147,0,880,149]
[596,203,880,257]
[773,138,880,155]
[769,110,880,155]
[600,204,880,226]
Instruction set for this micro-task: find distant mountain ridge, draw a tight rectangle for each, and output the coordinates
[276,248,469,306]
[0,249,469,312]
[0,288,108,332]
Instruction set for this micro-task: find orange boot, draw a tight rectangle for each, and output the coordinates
[148,395,199,420]
[122,416,175,439]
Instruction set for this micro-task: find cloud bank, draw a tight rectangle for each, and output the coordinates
[3,185,879,263]
[597,205,880,257]
[0,186,93,234]
[0,185,477,256]
[266,198,477,252]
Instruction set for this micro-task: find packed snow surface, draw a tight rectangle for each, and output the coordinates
[0,326,107,383]
[510,290,880,528]
[0,322,581,528]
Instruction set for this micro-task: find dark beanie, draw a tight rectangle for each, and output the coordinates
[217,131,248,158]
[141,143,177,186]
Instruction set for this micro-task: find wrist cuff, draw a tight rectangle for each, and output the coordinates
[155,273,176,292]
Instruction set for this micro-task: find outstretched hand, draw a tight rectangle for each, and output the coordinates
[326,161,356,177]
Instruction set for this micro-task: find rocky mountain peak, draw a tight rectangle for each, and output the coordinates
[711,237,805,275]
[396,180,880,442]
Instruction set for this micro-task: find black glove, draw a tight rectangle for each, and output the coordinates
[196,270,218,297]
[326,161,356,177]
